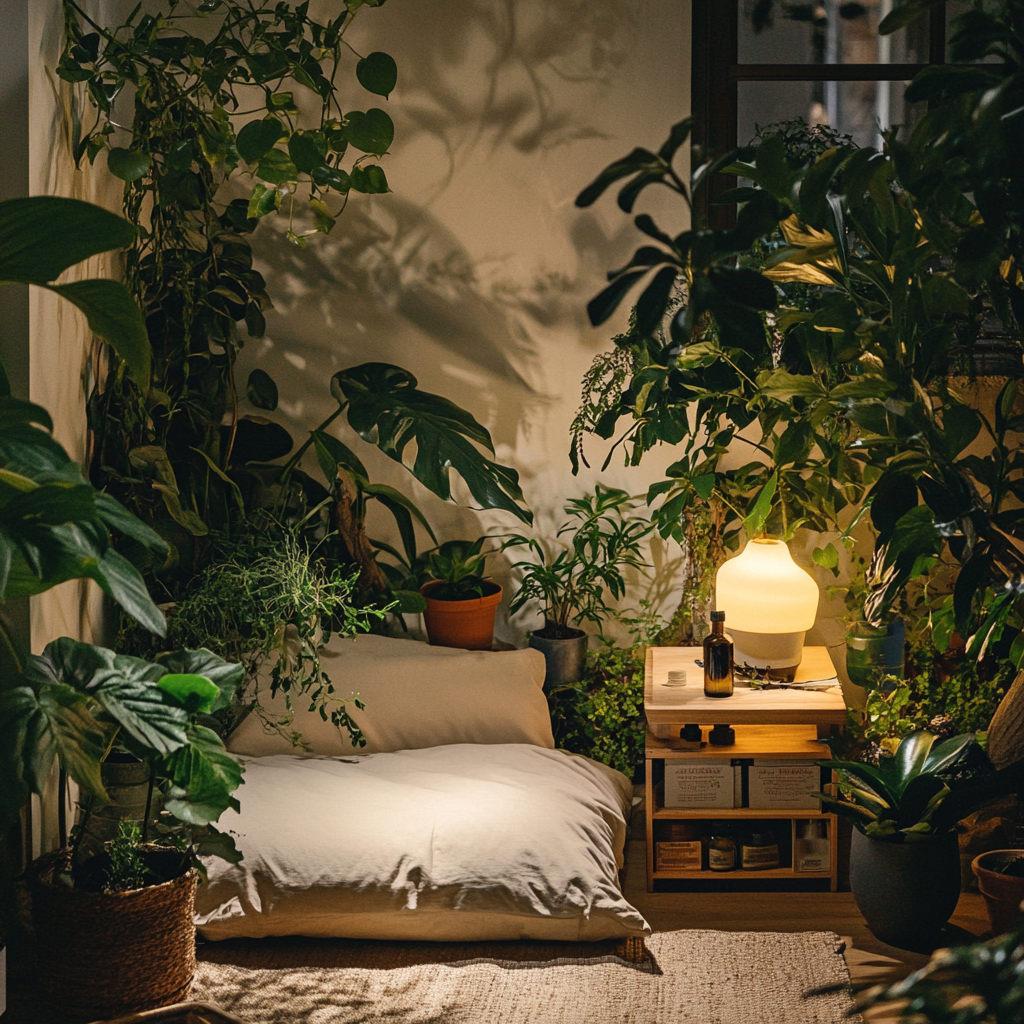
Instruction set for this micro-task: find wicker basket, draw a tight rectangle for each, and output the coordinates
[29,847,198,1024]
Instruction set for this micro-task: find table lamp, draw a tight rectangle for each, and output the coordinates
[715,538,819,680]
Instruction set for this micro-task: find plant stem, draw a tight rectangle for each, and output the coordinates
[142,765,155,844]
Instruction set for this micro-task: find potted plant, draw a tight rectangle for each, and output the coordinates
[418,539,502,650]
[972,850,1024,936]
[504,487,652,688]
[2,636,245,1023]
[819,731,1021,949]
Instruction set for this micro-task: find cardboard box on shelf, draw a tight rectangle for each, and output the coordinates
[748,761,821,810]
[663,760,742,809]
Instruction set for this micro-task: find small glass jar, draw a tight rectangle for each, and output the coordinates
[741,831,780,871]
[707,829,737,872]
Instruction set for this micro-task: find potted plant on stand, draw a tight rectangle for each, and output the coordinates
[419,539,503,651]
[504,487,652,689]
[819,731,1022,950]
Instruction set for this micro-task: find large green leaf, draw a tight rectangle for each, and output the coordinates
[157,649,244,713]
[157,673,219,715]
[25,637,184,754]
[162,724,243,826]
[0,197,134,283]
[333,363,532,524]
[21,683,111,801]
[356,52,398,98]
[0,197,150,386]
[47,280,149,386]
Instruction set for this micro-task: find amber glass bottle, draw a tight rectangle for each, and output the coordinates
[703,610,734,697]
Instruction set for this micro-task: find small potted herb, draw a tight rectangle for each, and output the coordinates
[419,539,502,650]
[503,487,652,688]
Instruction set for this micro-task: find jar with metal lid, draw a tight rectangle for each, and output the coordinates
[707,828,736,872]
[741,831,780,871]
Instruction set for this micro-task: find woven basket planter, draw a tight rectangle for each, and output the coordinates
[29,847,198,1024]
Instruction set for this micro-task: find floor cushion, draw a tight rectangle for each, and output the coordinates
[195,744,649,942]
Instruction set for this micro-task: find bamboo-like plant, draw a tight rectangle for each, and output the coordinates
[503,487,652,639]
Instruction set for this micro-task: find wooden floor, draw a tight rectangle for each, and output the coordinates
[622,835,991,1015]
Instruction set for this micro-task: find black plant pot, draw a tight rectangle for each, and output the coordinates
[850,829,961,950]
[528,628,588,690]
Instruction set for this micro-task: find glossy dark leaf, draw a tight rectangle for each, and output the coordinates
[246,368,278,410]
[236,118,285,164]
[287,131,327,173]
[356,51,398,98]
[333,363,531,524]
[586,269,649,327]
[48,279,150,387]
[106,147,151,182]
[311,429,368,484]
[348,164,388,194]
[576,147,659,208]
[0,197,135,283]
[225,416,294,465]
[635,266,678,336]
[345,109,394,155]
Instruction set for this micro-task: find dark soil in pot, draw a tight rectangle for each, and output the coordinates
[531,624,587,641]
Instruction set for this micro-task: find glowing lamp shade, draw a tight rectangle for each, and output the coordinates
[715,539,819,679]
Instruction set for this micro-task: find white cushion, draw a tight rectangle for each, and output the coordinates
[226,634,553,756]
[195,744,649,941]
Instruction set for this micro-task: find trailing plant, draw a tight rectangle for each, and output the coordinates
[157,519,385,743]
[819,731,1021,842]
[572,1,1024,663]
[61,0,531,615]
[504,486,653,639]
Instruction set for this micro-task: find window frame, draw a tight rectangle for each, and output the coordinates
[690,0,948,229]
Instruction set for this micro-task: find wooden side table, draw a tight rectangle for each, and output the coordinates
[644,646,846,892]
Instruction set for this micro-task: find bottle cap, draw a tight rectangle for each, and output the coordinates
[749,832,776,847]
[711,610,726,622]
[680,723,703,743]
[708,723,736,746]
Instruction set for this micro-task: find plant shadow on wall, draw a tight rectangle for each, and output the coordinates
[58,0,541,714]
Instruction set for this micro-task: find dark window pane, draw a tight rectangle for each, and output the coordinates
[738,0,930,65]
[738,79,926,149]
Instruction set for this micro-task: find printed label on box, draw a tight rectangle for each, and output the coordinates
[664,761,738,808]
[656,841,703,871]
[748,761,821,809]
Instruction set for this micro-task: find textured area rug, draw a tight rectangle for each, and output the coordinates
[192,929,859,1024]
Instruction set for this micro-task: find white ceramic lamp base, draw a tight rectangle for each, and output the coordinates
[730,628,806,681]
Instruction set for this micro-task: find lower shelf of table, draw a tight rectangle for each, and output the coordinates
[652,806,828,819]
[651,867,833,881]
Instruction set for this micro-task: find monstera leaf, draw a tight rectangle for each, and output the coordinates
[0,196,150,386]
[331,363,532,524]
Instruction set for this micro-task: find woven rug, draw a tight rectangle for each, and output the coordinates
[191,929,860,1024]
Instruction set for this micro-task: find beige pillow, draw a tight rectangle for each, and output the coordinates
[226,633,552,756]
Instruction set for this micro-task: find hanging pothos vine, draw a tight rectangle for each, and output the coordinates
[59,0,531,613]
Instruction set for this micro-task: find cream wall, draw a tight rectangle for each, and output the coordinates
[236,0,693,644]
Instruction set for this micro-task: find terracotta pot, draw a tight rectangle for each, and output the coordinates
[849,829,961,950]
[972,849,1024,935]
[420,581,502,650]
